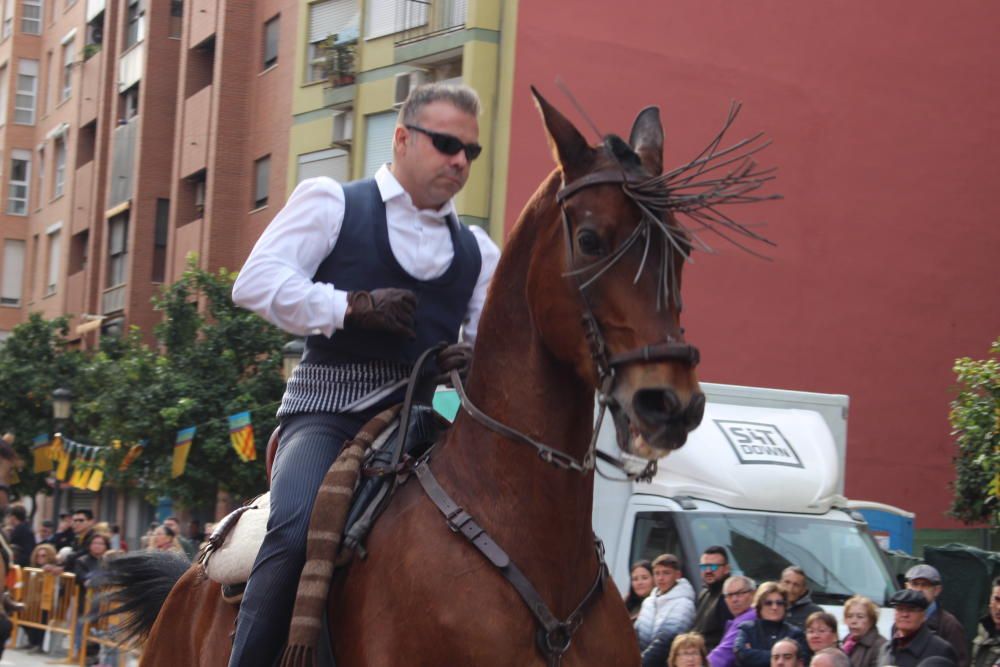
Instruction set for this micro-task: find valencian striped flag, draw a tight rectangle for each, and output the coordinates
[53,435,70,481]
[227,411,256,462]
[172,427,196,478]
[32,434,52,473]
[119,440,146,471]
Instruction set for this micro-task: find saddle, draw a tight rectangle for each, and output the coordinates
[199,403,445,602]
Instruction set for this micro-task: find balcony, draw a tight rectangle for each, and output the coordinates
[180,85,212,178]
[102,284,126,314]
[66,271,86,317]
[72,161,94,234]
[79,48,104,126]
[394,0,467,47]
[190,0,218,47]
[173,218,203,281]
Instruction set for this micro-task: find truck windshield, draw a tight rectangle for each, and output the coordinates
[632,512,896,605]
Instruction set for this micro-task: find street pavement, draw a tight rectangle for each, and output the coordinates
[0,647,138,666]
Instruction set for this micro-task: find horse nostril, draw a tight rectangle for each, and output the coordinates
[684,392,706,431]
[633,388,682,424]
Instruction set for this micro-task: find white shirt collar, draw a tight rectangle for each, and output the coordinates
[374,164,456,221]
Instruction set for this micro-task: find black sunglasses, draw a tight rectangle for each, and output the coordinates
[405,124,482,161]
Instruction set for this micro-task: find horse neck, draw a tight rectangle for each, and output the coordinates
[436,174,599,558]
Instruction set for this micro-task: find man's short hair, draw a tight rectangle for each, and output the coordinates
[165,516,179,523]
[782,565,806,579]
[724,575,756,592]
[703,545,729,563]
[810,648,850,667]
[9,505,26,521]
[398,82,481,127]
[772,638,802,658]
[59,512,71,519]
[73,508,94,520]
[652,553,682,571]
[993,576,1000,589]
[42,520,55,528]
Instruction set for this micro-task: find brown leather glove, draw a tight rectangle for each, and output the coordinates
[436,341,473,385]
[344,288,417,338]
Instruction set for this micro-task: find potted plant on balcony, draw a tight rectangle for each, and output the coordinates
[322,34,357,88]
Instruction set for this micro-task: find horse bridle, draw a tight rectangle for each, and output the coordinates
[451,167,701,478]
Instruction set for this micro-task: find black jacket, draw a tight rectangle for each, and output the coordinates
[695,576,734,650]
[879,624,958,667]
[735,619,806,667]
[8,522,35,567]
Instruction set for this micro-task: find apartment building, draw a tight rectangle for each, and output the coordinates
[288,0,511,248]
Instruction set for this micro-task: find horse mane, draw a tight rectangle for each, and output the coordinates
[94,551,190,644]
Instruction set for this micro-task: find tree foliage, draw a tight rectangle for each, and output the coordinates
[0,260,288,509]
[950,336,1000,526]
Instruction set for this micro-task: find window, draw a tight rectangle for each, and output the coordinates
[121,83,138,120]
[53,137,66,197]
[152,199,168,282]
[60,38,73,101]
[45,227,60,295]
[0,65,7,126]
[306,0,358,84]
[124,0,142,49]
[68,230,87,274]
[2,0,13,39]
[107,214,128,287]
[363,111,395,177]
[1,239,25,306]
[297,148,348,184]
[7,149,30,215]
[253,156,269,208]
[21,0,39,34]
[14,58,38,124]
[169,0,182,38]
[262,15,279,69]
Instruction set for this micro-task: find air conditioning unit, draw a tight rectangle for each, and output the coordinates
[331,109,354,147]
[393,70,430,108]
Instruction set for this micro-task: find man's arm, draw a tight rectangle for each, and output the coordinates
[460,226,501,345]
[231,178,348,337]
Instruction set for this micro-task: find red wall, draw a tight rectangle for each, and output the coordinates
[505,2,1000,529]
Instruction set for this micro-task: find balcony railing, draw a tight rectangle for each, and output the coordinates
[394,0,467,46]
[102,284,126,314]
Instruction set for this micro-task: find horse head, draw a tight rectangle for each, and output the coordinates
[528,88,706,459]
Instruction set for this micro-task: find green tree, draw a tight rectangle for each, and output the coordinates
[950,336,1000,525]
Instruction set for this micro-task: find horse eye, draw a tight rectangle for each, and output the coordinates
[577,229,604,256]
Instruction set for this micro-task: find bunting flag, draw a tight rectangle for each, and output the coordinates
[54,435,70,481]
[172,427,196,478]
[32,434,52,473]
[118,440,146,471]
[86,466,104,492]
[227,411,256,462]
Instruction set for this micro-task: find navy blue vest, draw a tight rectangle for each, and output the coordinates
[302,178,482,367]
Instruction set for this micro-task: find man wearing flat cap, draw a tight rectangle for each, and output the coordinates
[905,564,969,667]
[878,589,957,667]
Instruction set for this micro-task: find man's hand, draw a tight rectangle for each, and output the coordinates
[436,342,473,385]
[344,289,417,338]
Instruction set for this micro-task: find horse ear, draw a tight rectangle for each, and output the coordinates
[531,86,593,174]
[629,106,664,176]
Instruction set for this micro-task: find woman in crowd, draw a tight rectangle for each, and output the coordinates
[841,595,887,667]
[734,582,805,667]
[148,525,187,558]
[625,560,655,620]
[805,611,840,653]
[670,632,709,667]
[22,543,60,652]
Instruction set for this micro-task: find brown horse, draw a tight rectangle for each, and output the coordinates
[107,89,759,666]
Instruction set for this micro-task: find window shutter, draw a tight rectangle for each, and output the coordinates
[1,239,25,303]
[298,149,348,183]
[309,0,357,43]
[363,111,395,178]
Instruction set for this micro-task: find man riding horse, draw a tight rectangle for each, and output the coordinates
[229,82,500,667]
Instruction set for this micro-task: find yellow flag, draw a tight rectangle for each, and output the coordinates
[172,427,196,479]
[55,450,70,481]
[86,468,104,492]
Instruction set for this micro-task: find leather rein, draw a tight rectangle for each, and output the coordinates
[416,169,701,666]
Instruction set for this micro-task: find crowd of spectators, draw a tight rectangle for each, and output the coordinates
[0,505,206,663]
[624,545,994,667]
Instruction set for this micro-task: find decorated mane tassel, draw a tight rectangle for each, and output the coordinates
[279,405,401,667]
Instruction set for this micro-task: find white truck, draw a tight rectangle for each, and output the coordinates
[591,382,901,637]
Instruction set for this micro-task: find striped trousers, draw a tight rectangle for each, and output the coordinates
[228,410,374,667]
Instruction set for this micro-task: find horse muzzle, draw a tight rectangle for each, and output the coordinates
[613,387,706,457]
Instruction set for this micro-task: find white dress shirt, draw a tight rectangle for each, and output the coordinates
[232,164,500,343]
